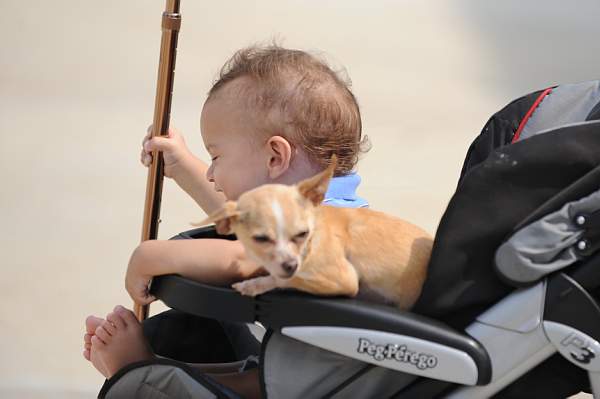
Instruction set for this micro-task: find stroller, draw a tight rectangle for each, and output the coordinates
[99,80,600,398]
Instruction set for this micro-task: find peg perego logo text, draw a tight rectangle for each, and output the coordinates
[357,338,438,370]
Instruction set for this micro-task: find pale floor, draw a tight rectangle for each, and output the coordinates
[1,0,599,397]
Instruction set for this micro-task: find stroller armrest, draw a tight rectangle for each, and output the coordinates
[151,274,491,385]
[151,274,256,323]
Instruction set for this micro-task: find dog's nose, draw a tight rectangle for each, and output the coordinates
[281,261,298,275]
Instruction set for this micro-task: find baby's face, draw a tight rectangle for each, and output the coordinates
[200,89,271,200]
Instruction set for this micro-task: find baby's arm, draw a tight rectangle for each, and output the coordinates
[141,127,225,214]
[126,239,265,305]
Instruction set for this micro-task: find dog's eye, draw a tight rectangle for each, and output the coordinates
[252,235,272,243]
[294,231,309,240]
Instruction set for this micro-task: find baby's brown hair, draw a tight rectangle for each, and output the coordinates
[208,44,369,176]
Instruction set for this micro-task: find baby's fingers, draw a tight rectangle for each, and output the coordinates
[144,136,173,153]
[142,124,155,147]
[140,125,154,167]
[143,294,157,305]
[135,290,156,306]
[126,276,156,305]
[140,147,152,167]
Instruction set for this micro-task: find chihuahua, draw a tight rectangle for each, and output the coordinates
[200,157,433,310]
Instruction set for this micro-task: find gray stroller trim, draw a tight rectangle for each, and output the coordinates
[98,358,240,399]
[496,186,600,284]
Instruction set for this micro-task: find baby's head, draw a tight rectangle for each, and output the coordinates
[200,44,368,200]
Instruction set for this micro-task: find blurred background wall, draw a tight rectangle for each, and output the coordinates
[1,1,598,397]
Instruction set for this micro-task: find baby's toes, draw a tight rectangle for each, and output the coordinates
[95,325,112,345]
[91,335,106,351]
[106,311,126,330]
[83,333,92,359]
[85,315,103,334]
[114,305,139,327]
[101,320,116,336]
[83,334,92,360]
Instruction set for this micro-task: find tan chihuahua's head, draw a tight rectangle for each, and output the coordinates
[200,156,337,279]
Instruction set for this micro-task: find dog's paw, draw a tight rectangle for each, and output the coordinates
[232,281,260,296]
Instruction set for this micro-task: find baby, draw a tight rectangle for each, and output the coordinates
[83,44,369,397]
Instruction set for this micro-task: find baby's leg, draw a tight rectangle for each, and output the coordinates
[90,305,154,378]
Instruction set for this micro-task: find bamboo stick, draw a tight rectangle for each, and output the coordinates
[135,0,181,322]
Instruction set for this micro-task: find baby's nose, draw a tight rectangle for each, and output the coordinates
[281,260,298,275]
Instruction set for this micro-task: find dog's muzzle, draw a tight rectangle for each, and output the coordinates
[280,260,298,278]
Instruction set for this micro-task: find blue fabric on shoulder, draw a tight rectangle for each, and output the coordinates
[323,173,369,208]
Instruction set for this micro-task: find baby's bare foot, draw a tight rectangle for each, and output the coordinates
[83,315,103,361]
[90,305,154,378]
[84,315,110,377]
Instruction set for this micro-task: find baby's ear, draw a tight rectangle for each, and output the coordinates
[193,201,240,235]
[297,155,337,206]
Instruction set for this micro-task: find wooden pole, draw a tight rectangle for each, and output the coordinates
[135,0,181,322]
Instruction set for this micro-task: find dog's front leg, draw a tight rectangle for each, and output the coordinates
[232,275,278,297]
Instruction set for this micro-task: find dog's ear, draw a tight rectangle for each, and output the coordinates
[297,155,337,206]
[193,201,240,235]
